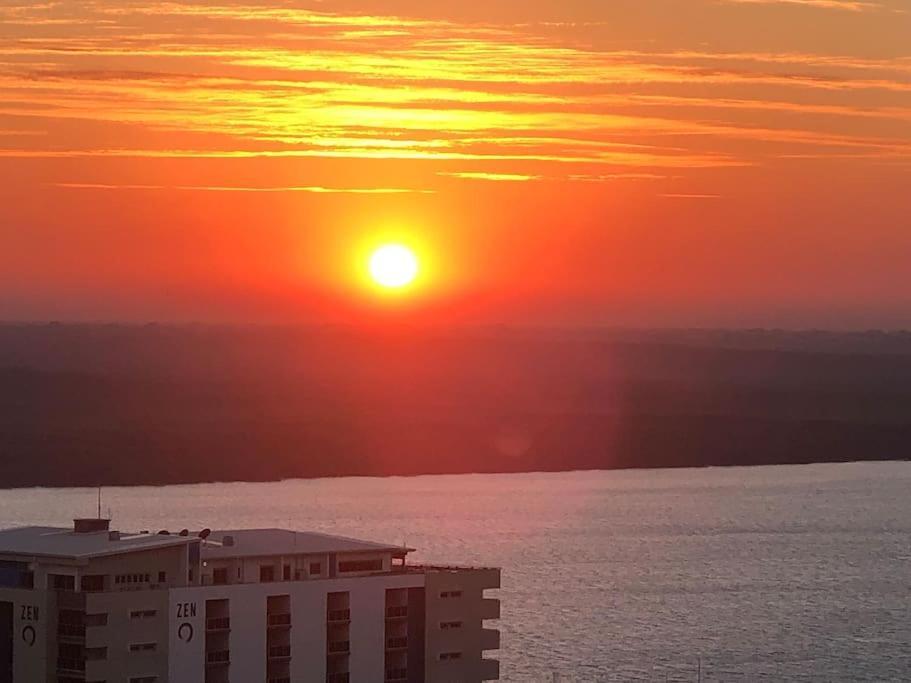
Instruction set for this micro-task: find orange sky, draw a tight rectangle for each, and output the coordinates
[1,0,909,326]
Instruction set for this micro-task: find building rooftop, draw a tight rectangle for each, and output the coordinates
[200,528,412,559]
[0,523,412,562]
[0,525,195,560]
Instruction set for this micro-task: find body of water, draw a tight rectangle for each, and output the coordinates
[1,462,909,681]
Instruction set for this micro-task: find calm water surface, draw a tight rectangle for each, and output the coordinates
[1,462,910,681]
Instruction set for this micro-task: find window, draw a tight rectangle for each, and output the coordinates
[157,571,166,584]
[85,613,108,627]
[213,568,228,585]
[309,562,321,575]
[338,559,383,573]
[129,677,158,683]
[282,564,291,581]
[130,610,157,619]
[85,646,107,661]
[439,652,462,661]
[51,574,75,590]
[260,565,275,582]
[81,575,105,592]
[440,590,462,599]
[440,621,463,630]
[129,642,157,652]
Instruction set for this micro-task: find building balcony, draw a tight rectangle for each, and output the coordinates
[481,598,500,620]
[326,673,350,683]
[481,628,500,651]
[57,623,86,640]
[206,617,231,632]
[385,605,408,619]
[268,645,291,659]
[56,657,86,675]
[385,667,408,682]
[327,608,350,623]
[481,658,500,681]
[327,640,350,655]
[385,636,408,651]
[206,650,230,665]
[268,613,291,627]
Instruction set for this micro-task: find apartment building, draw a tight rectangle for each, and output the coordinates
[0,519,500,682]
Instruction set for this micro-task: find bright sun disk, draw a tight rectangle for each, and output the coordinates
[368,244,419,289]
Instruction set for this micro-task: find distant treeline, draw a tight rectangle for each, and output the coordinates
[0,324,909,488]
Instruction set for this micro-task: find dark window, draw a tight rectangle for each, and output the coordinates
[282,565,291,581]
[440,621,463,630]
[309,562,321,575]
[80,575,105,592]
[158,571,166,584]
[260,565,275,582]
[129,642,157,652]
[213,568,228,585]
[130,610,156,619]
[440,590,463,599]
[337,559,383,573]
[85,613,108,627]
[440,651,463,661]
[51,574,75,591]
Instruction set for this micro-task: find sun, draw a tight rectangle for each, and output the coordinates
[368,244,419,289]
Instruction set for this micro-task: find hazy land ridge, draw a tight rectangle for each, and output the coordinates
[1,324,910,488]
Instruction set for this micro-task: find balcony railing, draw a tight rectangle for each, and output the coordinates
[385,605,408,619]
[481,598,500,620]
[206,617,231,631]
[56,657,85,673]
[385,668,408,682]
[386,636,408,650]
[327,608,350,623]
[326,673,350,683]
[268,613,291,627]
[327,640,350,655]
[57,623,86,638]
[481,658,500,680]
[268,645,291,659]
[481,628,500,651]
[206,650,230,665]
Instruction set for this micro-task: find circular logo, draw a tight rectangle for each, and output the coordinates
[22,625,36,647]
[178,622,194,643]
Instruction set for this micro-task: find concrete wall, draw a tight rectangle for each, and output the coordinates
[168,572,424,683]
[424,568,501,683]
[86,544,189,590]
[0,588,51,683]
[84,588,169,682]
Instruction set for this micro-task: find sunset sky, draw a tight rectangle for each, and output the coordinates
[1,0,909,326]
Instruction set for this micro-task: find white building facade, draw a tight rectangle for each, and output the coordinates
[0,520,500,683]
